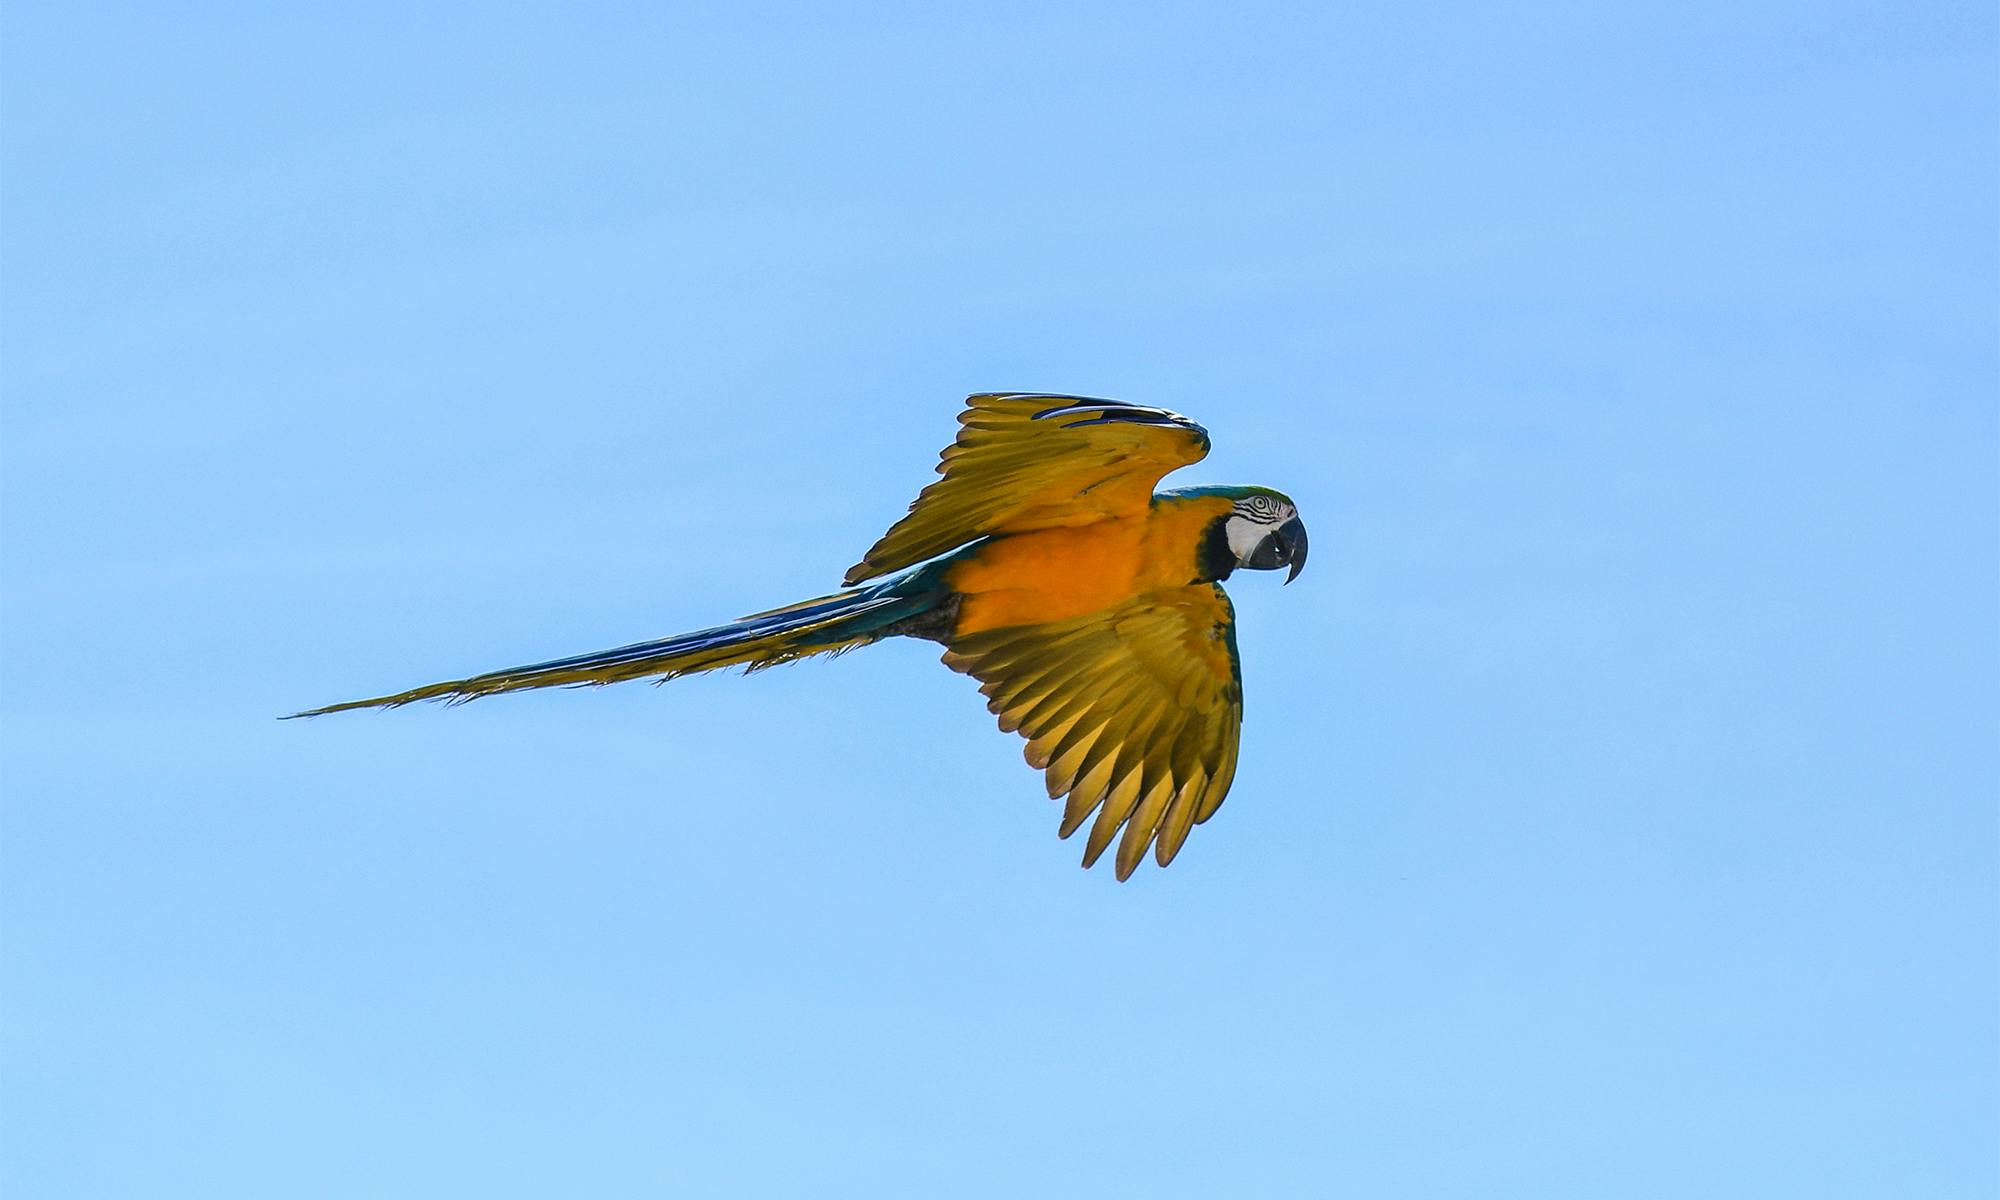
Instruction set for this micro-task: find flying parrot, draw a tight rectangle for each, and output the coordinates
[293,393,1309,879]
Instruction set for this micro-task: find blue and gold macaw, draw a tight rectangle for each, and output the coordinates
[296,393,1308,879]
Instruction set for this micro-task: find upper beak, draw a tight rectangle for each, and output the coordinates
[1278,515,1308,584]
[1245,514,1309,582]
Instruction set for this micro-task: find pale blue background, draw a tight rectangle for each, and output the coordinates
[3,3,1995,1196]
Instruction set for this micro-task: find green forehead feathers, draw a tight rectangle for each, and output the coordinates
[1160,484,1296,508]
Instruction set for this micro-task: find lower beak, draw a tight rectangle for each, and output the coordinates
[1280,516,1308,584]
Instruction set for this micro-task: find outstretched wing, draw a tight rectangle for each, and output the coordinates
[844,392,1210,586]
[941,583,1244,880]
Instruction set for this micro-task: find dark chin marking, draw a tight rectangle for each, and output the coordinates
[1196,517,1237,583]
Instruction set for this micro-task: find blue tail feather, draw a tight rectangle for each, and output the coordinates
[287,564,955,718]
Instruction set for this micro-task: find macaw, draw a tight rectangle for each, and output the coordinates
[294,393,1308,879]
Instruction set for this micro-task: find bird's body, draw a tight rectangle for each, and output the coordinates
[945,491,1225,634]
[296,394,1308,879]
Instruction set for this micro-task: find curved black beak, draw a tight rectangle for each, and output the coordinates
[1247,515,1309,583]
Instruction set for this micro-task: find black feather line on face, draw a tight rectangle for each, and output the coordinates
[1195,515,1237,583]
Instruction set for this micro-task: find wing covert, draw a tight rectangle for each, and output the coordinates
[941,583,1244,879]
[844,393,1209,586]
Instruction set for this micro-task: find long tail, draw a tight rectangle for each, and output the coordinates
[286,574,949,719]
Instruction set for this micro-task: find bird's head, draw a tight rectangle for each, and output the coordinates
[1183,486,1309,584]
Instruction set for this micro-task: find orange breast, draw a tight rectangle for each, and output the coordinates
[945,496,1227,636]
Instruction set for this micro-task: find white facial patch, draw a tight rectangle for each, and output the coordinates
[1225,498,1294,564]
[1225,515,1268,563]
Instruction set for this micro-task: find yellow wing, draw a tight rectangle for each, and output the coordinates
[844,392,1210,586]
[941,583,1244,880]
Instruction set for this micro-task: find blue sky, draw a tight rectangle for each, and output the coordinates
[3,2,1995,1196]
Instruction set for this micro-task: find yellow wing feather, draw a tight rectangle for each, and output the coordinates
[845,393,1210,586]
[941,583,1245,880]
